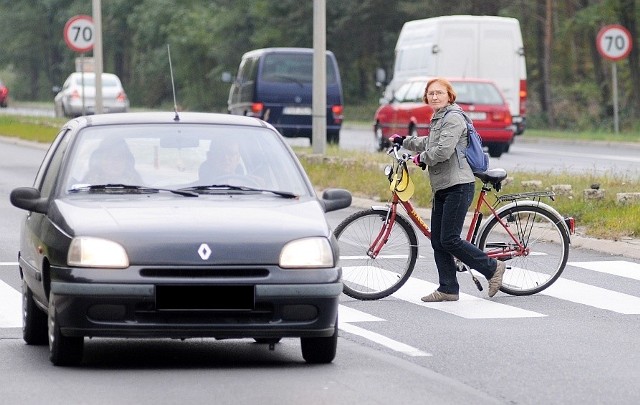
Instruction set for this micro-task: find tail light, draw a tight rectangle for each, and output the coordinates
[116,92,127,102]
[250,102,264,117]
[331,105,343,123]
[491,111,512,125]
[519,80,527,117]
[70,90,81,100]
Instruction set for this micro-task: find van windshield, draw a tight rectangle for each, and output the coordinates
[261,53,338,85]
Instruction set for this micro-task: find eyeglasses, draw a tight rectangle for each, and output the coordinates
[427,90,446,97]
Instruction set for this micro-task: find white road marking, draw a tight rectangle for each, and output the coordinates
[569,261,640,281]
[0,280,22,328]
[339,305,431,357]
[343,266,545,319]
[388,273,546,319]
[541,278,640,314]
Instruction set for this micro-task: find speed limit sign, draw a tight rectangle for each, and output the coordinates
[64,15,95,53]
[596,24,632,61]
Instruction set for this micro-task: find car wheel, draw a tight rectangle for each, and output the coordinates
[327,130,340,144]
[375,124,388,152]
[300,317,337,364]
[22,279,48,345]
[488,143,506,158]
[48,290,83,366]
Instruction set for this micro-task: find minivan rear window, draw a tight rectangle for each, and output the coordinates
[261,54,338,85]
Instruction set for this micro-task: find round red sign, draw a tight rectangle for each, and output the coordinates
[596,25,632,61]
[64,15,95,53]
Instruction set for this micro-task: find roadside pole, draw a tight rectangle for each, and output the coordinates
[596,24,633,134]
[312,0,327,154]
[92,0,104,114]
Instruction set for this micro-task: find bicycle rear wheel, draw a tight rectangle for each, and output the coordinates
[476,205,570,296]
[334,208,418,300]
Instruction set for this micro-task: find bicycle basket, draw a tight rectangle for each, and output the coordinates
[390,165,415,201]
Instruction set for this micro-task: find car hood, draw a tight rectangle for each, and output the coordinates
[51,195,333,265]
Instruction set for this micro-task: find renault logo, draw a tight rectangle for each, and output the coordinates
[197,243,211,260]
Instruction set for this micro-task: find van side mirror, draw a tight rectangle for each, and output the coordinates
[221,72,233,83]
[375,68,387,88]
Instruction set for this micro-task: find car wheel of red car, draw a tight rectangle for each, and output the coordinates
[374,124,388,152]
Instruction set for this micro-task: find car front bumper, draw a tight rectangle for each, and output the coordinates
[50,280,341,339]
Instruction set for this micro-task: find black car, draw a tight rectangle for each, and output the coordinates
[10,112,351,366]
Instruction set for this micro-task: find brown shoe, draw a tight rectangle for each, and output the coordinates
[421,290,459,302]
[488,261,506,297]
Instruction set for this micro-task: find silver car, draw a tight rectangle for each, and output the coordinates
[54,72,130,117]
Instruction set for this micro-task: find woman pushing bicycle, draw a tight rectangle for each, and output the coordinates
[389,77,506,302]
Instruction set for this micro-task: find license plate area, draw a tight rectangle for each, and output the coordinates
[283,106,312,115]
[156,285,255,311]
[467,112,487,120]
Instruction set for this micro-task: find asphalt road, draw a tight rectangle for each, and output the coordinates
[1,126,640,404]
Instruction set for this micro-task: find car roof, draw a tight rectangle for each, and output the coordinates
[405,76,500,86]
[242,47,335,57]
[65,111,272,129]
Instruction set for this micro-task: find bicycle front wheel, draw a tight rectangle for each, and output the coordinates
[476,205,570,296]
[334,208,418,300]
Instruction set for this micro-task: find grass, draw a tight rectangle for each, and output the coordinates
[295,144,640,240]
[1,111,639,240]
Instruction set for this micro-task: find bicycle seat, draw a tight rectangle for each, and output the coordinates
[474,168,508,185]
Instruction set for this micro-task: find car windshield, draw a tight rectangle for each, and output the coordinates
[452,81,505,105]
[63,124,311,197]
[261,53,338,84]
[72,75,119,87]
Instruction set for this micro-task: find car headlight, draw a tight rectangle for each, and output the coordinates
[67,237,129,268]
[279,237,334,268]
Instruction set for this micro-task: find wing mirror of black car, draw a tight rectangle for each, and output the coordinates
[320,188,352,213]
[10,187,49,214]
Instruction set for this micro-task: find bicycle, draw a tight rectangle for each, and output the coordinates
[334,144,575,300]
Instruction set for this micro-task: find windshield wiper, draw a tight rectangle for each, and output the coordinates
[181,184,298,199]
[272,74,306,87]
[69,184,198,197]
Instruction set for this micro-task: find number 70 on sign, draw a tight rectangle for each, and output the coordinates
[64,15,95,53]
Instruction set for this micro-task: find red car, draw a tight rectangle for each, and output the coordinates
[374,77,514,157]
[0,79,8,108]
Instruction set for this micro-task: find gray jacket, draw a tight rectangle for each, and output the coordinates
[402,103,475,192]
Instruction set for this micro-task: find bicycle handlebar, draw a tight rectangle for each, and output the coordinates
[387,144,427,170]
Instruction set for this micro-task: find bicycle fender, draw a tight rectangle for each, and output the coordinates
[477,200,571,242]
[370,205,391,211]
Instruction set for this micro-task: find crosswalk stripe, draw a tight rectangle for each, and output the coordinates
[338,305,431,357]
[541,277,640,314]
[569,261,640,281]
[388,273,546,319]
[343,266,546,319]
[0,280,22,328]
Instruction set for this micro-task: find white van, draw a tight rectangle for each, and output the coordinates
[381,15,527,134]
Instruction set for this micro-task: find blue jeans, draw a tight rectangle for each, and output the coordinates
[430,182,497,294]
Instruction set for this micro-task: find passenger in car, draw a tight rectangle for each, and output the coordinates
[83,138,143,185]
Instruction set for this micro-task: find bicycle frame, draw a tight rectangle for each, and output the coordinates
[368,178,527,263]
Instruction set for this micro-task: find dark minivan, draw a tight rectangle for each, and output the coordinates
[226,47,343,144]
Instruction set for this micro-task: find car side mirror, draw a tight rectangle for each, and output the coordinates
[320,188,352,213]
[52,86,61,94]
[375,67,387,88]
[10,187,49,214]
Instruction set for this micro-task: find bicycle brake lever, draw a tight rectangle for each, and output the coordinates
[420,162,426,170]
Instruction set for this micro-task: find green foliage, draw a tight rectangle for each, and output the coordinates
[0,0,639,129]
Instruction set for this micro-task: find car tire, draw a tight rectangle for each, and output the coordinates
[300,317,337,364]
[48,291,83,366]
[22,279,48,345]
[327,130,340,144]
[488,143,507,158]
[375,124,388,152]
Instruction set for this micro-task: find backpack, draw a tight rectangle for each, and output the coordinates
[444,110,489,173]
